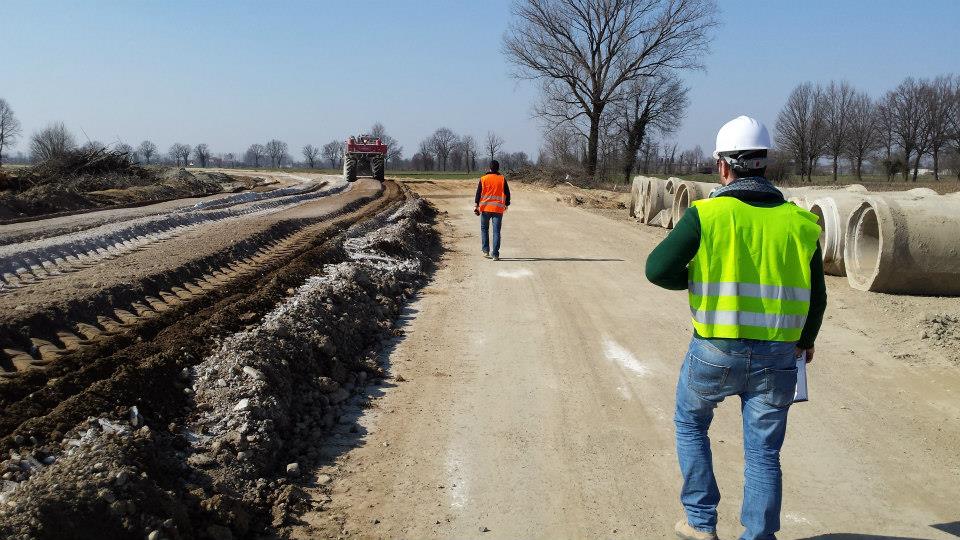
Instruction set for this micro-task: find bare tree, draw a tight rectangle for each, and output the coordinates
[417,139,436,171]
[844,91,880,181]
[169,143,186,166]
[180,144,192,167]
[137,140,157,164]
[485,131,504,163]
[823,81,855,181]
[430,128,457,170]
[775,83,827,181]
[641,138,658,173]
[543,125,579,166]
[265,139,288,167]
[371,122,403,164]
[321,140,343,168]
[886,78,930,181]
[30,122,76,162]
[461,135,477,172]
[875,95,899,181]
[246,144,266,167]
[116,143,134,157]
[450,137,465,170]
[615,71,688,182]
[194,143,211,167]
[302,144,320,168]
[504,0,717,179]
[0,98,22,166]
[923,75,955,180]
[80,140,106,152]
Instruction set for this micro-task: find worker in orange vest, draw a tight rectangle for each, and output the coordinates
[473,160,511,260]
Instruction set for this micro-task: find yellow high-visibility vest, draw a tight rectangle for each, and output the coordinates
[688,197,821,342]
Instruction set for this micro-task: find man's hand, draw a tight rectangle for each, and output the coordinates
[474,206,480,216]
[796,346,815,363]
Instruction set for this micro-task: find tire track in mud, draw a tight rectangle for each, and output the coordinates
[0,181,343,293]
[0,181,401,444]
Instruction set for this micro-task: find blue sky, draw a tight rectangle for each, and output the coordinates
[3,0,959,160]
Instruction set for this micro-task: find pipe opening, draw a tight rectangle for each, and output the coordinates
[676,187,690,221]
[853,206,880,281]
[809,204,827,246]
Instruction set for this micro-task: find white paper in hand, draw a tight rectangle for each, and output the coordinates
[794,351,809,403]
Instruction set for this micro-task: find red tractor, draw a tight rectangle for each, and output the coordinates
[343,135,387,182]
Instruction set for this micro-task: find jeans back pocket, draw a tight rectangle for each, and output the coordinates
[762,366,798,408]
[687,355,731,402]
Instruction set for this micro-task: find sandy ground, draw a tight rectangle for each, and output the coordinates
[295,180,960,539]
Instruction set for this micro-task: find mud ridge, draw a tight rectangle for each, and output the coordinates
[0,181,342,292]
[0,184,440,540]
[0,182,397,432]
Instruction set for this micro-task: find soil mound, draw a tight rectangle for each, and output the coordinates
[0,149,236,220]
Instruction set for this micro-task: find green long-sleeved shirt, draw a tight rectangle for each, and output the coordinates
[645,193,827,349]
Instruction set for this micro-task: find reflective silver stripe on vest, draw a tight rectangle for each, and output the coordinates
[481,195,506,202]
[481,201,506,209]
[689,281,811,302]
[690,308,807,329]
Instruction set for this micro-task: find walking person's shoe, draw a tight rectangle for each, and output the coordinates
[482,251,491,259]
[493,255,500,261]
[674,520,719,540]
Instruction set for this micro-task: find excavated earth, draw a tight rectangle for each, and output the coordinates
[0,174,441,539]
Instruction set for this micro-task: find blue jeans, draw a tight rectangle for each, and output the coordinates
[480,212,502,257]
[675,336,798,540]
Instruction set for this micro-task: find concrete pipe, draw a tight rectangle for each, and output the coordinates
[629,175,646,221]
[672,180,720,225]
[811,187,939,276]
[641,178,667,224]
[844,192,960,295]
[664,177,678,195]
[809,192,872,276]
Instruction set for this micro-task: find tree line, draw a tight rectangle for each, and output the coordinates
[408,129,529,174]
[775,75,960,182]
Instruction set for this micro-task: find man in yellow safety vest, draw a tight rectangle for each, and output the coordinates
[646,116,827,540]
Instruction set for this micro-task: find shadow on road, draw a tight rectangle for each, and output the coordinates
[933,521,960,537]
[497,256,624,262]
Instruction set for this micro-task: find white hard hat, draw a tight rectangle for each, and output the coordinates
[713,115,771,159]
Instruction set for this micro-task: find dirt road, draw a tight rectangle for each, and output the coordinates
[298,180,960,539]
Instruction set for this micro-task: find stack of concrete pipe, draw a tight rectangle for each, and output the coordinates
[629,174,960,296]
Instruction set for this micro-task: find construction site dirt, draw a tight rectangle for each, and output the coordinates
[0,172,444,539]
[0,176,958,540]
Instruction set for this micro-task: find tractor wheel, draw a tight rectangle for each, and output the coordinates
[344,154,357,182]
[372,155,385,181]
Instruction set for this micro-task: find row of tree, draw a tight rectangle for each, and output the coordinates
[410,130,524,172]
[775,74,960,182]
[0,106,410,171]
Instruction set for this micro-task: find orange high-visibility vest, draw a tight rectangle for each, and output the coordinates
[479,174,507,214]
